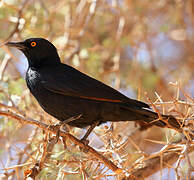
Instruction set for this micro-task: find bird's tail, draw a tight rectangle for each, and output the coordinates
[151,114,181,129]
[134,108,182,132]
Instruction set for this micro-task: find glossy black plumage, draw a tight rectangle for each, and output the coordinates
[6,38,180,131]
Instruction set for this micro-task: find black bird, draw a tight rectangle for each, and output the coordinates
[6,38,181,141]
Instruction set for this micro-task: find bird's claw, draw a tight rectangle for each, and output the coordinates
[48,115,82,145]
[79,138,90,152]
[81,138,89,146]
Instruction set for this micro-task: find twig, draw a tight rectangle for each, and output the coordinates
[121,143,194,180]
[0,110,121,174]
[1,0,30,44]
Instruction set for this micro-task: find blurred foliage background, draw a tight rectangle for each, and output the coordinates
[0,0,193,179]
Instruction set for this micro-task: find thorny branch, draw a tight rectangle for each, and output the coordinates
[0,109,121,177]
[0,1,194,179]
[122,143,194,180]
[0,96,193,179]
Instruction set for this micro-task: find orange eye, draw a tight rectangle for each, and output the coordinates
[31,42,36,47]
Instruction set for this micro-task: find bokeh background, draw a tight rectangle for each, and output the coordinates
[0,0,193,179]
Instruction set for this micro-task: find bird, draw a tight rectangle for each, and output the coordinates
[6,38,181,142]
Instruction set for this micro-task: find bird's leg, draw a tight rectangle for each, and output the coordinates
[50,114,82,143]
[54,122,68,143]
[81,121,99,145]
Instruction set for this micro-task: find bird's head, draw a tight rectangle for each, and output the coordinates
[6,38,60,68]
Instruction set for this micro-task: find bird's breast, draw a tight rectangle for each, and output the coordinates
[26,68,55,112]
[26,68,41,92]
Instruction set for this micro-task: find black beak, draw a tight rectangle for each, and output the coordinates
[6,41,27,50]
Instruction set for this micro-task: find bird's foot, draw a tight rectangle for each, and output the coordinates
[78,121,99,152]
[48,121,69,144]
[49,115,82,145]
[48,122,62,144]
[81,137,90,146]
[79,138,90,152]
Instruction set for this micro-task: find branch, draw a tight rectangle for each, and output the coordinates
[0,110,121,174]
[121,143,194,180]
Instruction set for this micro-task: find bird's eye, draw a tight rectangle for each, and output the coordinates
[31,42,36,47]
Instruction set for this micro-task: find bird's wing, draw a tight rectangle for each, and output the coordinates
[40,64,149,108]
